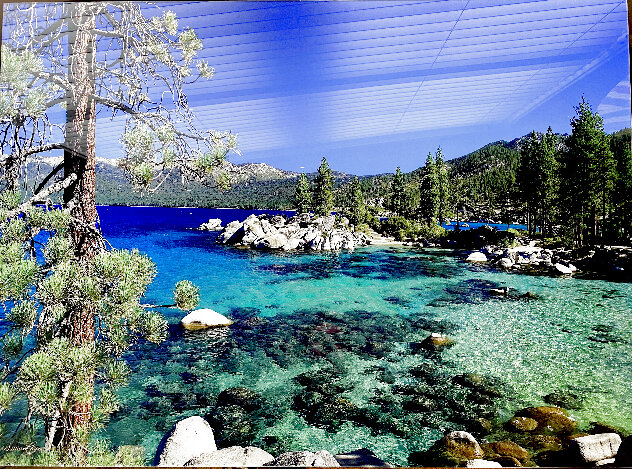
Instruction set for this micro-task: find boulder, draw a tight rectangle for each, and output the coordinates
[499,257,514,269]
[466,459,502,468]
[266,450,340,467]
[466,252,488,262]
[181,309,232,330]
[154,416,216,466]
[185,446,274,467]
[505,416,538,432]
[554,263,573,275]
[568,433,621,463]
[482,440,530,465]
[220,221,244,244]
[514,406,577,434]
[216,387,262,412]
[334,448,393,467]
[421,431,484,466]
[256,233,288,250]
[419,332,455,351]
[198,218,223,231]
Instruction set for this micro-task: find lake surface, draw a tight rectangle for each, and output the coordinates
[97,206,632,465]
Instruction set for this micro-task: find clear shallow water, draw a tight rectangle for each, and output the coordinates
[97,207,632,465]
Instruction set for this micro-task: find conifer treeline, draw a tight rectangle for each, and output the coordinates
[296,99,632,247]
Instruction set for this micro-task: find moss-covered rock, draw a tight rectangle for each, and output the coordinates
[216,387,263,412]
[482,440,530,465]
[514,406,577,434]
[506,416,539,432]
[415,431,484,466]
[543,391,584,410]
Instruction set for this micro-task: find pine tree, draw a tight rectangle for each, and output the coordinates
[561,98,615,246]
[0,4,232,461]
[435,148,450,225]
[418,152,440,223]
[294,173,311,214]
[611,130,632,241]
[389,167,406,216]
[313,157,334,216]
[347,176,367,226]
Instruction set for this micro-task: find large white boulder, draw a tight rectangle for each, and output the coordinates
[466,252,488,263]
[185,446,274,467]
[198,218,223,231]
[569,433,622,463]
[154,416,216,466]
[181,309,232,330]
[499,257,514,269]
[554,263,573,275]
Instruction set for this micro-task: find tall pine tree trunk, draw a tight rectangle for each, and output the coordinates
[55,4,98,460]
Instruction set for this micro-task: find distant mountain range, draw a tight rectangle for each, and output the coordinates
[24,128,629,210]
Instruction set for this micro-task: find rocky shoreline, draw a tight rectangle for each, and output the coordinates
[153,407,632,467]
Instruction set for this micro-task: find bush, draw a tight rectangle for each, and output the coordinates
[379,217,445,241]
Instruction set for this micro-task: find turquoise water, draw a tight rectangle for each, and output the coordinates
[98,207,632,465]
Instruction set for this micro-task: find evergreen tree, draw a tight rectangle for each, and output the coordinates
[0,4,231,461]
[346,176,367,226]
[518,129,558,236]
[560,98,615,246]
[435,148,450,225]
[418,152,440,223]
[389,167,406,216]
[611,130,632,241]
[294,173,311,214]
[312,157,334,216]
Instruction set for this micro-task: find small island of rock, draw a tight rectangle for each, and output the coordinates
[214,213,371,251]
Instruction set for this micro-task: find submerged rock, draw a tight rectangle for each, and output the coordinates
[181,309,232,329]
[514,406,577,434]
[482,440,530,465]
[543,390,584,410]
[506,416,538,432]
[419,332,455,351]
[184,446,274,467]
[154,416,216,466]
[216,387,262,412]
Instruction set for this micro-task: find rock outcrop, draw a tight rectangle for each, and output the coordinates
[217,214,369,251]
[198,218,223,231]
[154,416,217,466]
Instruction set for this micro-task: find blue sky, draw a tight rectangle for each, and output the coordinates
[93,1,630,174]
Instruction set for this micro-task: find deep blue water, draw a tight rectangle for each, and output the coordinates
[87,207,631,464]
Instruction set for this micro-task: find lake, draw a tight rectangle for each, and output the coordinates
[97,206,632,465]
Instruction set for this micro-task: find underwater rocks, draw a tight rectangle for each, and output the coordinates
[514,406,577,434]
[334,448,393,467]
[181,309,233,330]
[417,332,456,351]
[218,213,370,251]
